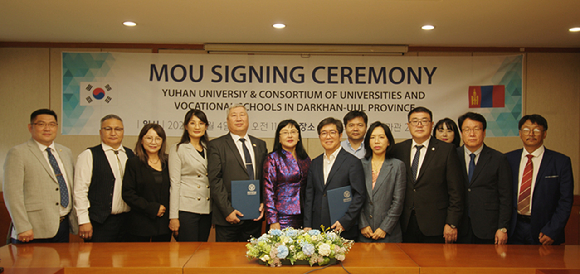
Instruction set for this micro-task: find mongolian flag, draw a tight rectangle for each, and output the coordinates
[468,85,505,108]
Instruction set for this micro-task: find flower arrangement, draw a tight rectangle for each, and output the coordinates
[246,226,354,267]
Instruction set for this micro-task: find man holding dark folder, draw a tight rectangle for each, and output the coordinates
[304,117,366,241]
[208,104,268,242]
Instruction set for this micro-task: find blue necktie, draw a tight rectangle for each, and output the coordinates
[411,145,423,183]
[46,148,69,208]
[239,138,254,180]
[468,153,476,183]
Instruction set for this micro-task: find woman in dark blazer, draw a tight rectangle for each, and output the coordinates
[359,121,406,243]
[122,123,171,242]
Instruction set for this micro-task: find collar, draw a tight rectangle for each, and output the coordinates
[523,145,545,158]
[33,139,55,152]
[464,144,484,156]
[229,132,250,143]
[102,143,125,152]
[324,146,341,160]
[412,138,430,149]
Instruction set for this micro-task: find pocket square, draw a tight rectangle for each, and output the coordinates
[545,175,559,178]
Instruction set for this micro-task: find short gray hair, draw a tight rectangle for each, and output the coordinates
[226,103,248,118]
[101,114,123,124]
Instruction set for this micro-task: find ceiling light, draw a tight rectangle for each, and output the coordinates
[273,23,286,29]
[422,25,435,30]
[123,21,137,27]
[570,27,580,32]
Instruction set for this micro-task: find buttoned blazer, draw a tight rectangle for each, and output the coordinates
[391,137,464,237]
[208,134,268,226]
[303,148,366,239]
[3,138,79,239]
[457,144,512,240]
[168,143,211,219]
[359,157,406,243]
[506,148,574,245]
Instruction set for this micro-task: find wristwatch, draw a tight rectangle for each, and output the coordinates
[498,228,507,233]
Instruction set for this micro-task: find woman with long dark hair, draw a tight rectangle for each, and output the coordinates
[168,109,212,241]
[122,123,171,242]
[433,118,461,147]
[263,119,311,230]
[359,121,406,242]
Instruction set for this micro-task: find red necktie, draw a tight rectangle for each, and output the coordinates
[517,154,533,215]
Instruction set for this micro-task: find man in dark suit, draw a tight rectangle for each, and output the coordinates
[391,106,464,243]
[303,117,366,241]
[74,114,135,242]
[456,112,512,244]
[506,114,574,245]
[3,109,78,243]
[208,104,267,242]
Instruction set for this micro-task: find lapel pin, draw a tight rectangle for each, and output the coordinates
[431,147,435,151]
[253,144,256,147]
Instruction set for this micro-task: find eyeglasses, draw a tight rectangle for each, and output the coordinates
[280,130,299,136]
[462,127,482,134]
[408,119,431,126]
[521,128,542,135]
[143,136,163,143]
[320,130,338,137]
[33,122,58,129]
[102,127,124,133]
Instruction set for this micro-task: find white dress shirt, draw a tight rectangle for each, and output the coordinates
[323,147,341,184]
[73,144,130,225]
[410,138,430,180]
[229,132,256,176]
[463,145,484,171]
[517,145,545,215]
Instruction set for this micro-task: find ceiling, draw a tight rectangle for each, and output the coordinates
[1,0,580,48]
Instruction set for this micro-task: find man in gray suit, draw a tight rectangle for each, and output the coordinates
[456,112,512,244]
[4,109,78,243]
[208,104,267,242]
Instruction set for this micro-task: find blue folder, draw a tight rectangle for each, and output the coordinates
[231,180,260,220]
[327,185,352,224]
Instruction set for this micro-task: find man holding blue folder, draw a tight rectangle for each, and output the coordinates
[208,104,268,242]
[304,117,366,241]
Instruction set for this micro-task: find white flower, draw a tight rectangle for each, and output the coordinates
[336,254,346,261]
[260,255,270,262]
[318,243,331,256]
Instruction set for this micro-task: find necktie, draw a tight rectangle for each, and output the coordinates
[114,150,124,177]
[239,138,254,180]
[411,145,424,182]
[46,148,69,208]
[468,153,476,183]
[517,154,534,215]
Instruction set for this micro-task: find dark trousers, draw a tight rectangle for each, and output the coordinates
[11,215,70,244]
[458,217,494,244]
[175,211,212,242]
[403,212,445,243]
[87,213,129,242]
[509,215,535,245]
[215,220,262,242]
[127,233,172,242]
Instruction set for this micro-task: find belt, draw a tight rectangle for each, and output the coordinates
[517,214,531,223]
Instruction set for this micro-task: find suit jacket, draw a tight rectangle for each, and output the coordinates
[208,133,267,226]
[3,138,79,239]
[168,143,210,219]
[303,148,366,239]
[506,148,574,245]
[391,137,464,236]
[122,157,171,237]
[358,157,406,243]
[457,144,512,240]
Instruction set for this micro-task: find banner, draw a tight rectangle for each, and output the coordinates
[62,52,522,138]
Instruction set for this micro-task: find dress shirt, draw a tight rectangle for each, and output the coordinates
[463,145,484,170]
[323,147,341,184]
[341,139,366,159]
[229,132,256,176]
[517,145,545,216]
[74,144,130,225]
[410,138,430,179]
